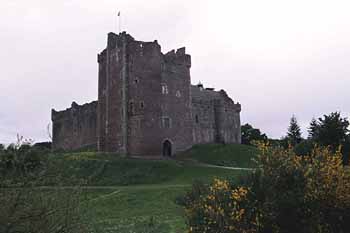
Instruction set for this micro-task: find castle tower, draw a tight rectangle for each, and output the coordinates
[97,32,193,155]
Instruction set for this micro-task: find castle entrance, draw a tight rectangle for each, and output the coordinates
[162,140,172,157]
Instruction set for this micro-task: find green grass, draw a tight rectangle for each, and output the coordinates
[47,151,246,186]
[83,186,187,233]
[178,143,258,168]
[43,143,257,232]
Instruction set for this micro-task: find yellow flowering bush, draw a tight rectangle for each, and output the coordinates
[183,178,260,233]
[183,144,350,233]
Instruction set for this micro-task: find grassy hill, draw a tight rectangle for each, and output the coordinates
[44,143,257,232]
[47,151,248,186]
[178,143,258,168]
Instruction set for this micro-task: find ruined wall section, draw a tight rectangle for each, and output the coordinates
[159,48,193,154]
[52,101,97,150]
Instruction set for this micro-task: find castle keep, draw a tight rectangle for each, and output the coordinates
[51,32,241,156]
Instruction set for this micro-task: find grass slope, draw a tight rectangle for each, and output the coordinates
[179,143,258,167]
[84,186,187,233]
[45,143,257,232]
[48,152,245,186]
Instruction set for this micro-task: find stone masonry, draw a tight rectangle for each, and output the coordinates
[51,32,241,156]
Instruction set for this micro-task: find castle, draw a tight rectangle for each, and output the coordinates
[51,32,241,156]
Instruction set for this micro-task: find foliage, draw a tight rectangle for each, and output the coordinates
[293,139,315,156]
[0,185,87,233]
[286,115,302,146]
[308,112,349,151]
[0,137,88,233]
[183,143,350,233]
[241,124,268,145]
[0,136,52,177]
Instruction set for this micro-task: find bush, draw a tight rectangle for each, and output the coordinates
[0,139,88,233]
[293,139,314,156]
[183,144,350,233]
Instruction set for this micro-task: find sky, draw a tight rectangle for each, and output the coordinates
[1,0,350,143]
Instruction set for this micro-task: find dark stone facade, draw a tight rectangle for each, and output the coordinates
[51,32,241,156]
[51,101,97,150]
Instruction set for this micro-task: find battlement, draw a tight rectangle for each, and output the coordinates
[51,100,97,121]
[163,47,191,68]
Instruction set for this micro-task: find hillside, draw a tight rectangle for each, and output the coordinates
[178,143,258,168]
[44,143,257,232]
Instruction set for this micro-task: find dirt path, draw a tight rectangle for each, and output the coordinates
[197,163,255,171]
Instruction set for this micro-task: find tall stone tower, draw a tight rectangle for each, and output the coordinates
[97,32,193,155]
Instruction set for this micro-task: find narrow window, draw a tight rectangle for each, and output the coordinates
[129,101,134,115]
[162,84,168,95]
[195,115,199,123]
[140,101,144,109]
[134,77,139,84]
[162,117,171,128]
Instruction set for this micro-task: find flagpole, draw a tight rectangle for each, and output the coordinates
[118,11,121,34]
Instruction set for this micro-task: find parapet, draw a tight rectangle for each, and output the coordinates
[52,100,98,121]
[164,47,191,68]
[107,31,135,49]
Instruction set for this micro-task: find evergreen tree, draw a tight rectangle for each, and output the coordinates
[287,115,302,146]
[308,118,319,139]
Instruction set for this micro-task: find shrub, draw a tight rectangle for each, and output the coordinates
[183,144,350,233]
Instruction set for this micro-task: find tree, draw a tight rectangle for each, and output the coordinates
[308,112,349,151]
[308,118,318,139]
[241,123,268,145]
[0,144,4,152]
[286,115,302,146]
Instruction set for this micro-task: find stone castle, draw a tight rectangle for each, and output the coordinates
[51,32,241,156]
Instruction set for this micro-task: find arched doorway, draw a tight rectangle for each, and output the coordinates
[162,140,172,157]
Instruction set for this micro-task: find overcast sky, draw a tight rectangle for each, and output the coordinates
[1,0,350,143]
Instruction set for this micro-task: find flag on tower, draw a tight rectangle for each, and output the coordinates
[118,11,120,16]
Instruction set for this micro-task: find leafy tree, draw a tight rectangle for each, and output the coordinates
[0,144,4,151]
[286,115,302,146]
[241,123,268,145]
[308,112,349,151]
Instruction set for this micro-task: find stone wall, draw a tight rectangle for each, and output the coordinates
[51,101,97,150]
[191,85,241,144]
